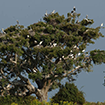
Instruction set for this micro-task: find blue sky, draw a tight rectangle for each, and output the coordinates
[0,0,105,102]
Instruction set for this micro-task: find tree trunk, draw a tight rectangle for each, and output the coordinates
[36,79,52,102]
[35,88,48,102]
[38,89,48,102]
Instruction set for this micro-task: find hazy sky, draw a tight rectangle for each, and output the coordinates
[0,0,105,102]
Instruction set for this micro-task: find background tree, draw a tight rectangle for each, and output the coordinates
[51,82,85,104]
[0,7,105,102]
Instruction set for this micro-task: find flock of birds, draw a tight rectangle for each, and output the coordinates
[44,9,55,17]
[44,6,76,17]
[0,6,104,73]
[44,6,104,27]
[0,6,104,34]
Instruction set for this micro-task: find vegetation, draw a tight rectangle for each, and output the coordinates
[51,82,85,104]
[0,7,105,102]
[0,96,105,105]
[0,95,36,105]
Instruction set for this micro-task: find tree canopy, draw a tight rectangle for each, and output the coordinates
[0,7,105,102]
[52,82,85,104]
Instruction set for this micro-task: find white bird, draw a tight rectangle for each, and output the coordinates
[6,84,11,88]
[85,18,88,21]
[27,35,30,38]
[85,29,89,33]
[69,54,74,58]
[39,41,43,45]
[33,69,36,73]
[59,58,62,61]
[86,15,88,19]
[34,40,37,44]
[85,15,89,21]
[45,10,48,16]
[75,66,78,69]
[69,54,73,56]
[2,28,4,33]
[37,41,43,47]
[16,20,19,25]
[85,15,92,23]
[82,49,85,52]
[74,45,77,48]
[101,23,104,27]
[77,53,81,56]
[50,42,52,45]
[53,43,57,47]
[2,28,6,34]
[51,10,55,14]
[70,50,73,52]
[71,56,74,59]
[62,56,64,58]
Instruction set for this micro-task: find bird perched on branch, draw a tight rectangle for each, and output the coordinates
[33,69,36,73]
[101,23,104,27]
[27,35,30,38]
[86,15,88,19]
[39,41,43,45]
[16,20,19,25]
[73,6,76,11]
[2,28,6,34]
[71,6,76,14]
[45,10,48,16]
[51,10,55,14]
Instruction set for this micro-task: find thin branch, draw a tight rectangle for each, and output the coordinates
[21,66,31,74]
[10,53,17,64]
[0,68,12,84]
[22,48,34,61]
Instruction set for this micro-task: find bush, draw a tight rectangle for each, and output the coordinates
[0,95,36,105]
[51,82,85,105]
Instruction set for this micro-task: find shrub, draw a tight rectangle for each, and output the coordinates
[0,95,36,105]
[51,82,85,105]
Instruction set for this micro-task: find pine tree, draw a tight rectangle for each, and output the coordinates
[0,7,105,102]
[52,82,85,104]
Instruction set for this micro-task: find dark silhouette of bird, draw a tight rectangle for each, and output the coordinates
[71,10,74,13]
[73,6,76,11]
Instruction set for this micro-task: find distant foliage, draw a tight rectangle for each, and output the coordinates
[0,95,36,105]
[51,82,85,104]
[1,95,105,105]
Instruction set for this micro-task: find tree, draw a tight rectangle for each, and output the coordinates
[0,7,105,102]
[51,82,85,104]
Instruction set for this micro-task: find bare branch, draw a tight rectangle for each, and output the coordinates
[10,53,17,64]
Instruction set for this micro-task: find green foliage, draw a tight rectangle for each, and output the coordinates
[0,95,36,105]
[0,9,105,102]
[1,95,105,105]
[29,71,43,81]
[51,82,85,104]
[90,49,105,64]
[10,101,105,105]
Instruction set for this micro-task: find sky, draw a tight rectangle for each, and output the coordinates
[0,0,105,103]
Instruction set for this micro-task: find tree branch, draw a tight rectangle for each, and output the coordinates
[10,53,17,64]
